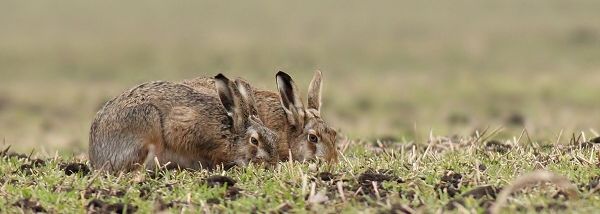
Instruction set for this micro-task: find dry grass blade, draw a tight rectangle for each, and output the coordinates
[337,181,346,202]
[489,170,578,214]
[570,133,583,145]
[372,181,381,200]
[84,162,109,194]
[473,126,491,144]
[478,126,504,145]
[555,129,564,145]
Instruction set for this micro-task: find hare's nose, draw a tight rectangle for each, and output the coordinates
[255,148,270,160]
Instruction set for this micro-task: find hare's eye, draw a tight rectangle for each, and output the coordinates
[308,134,319,143]
[250,137,259,146]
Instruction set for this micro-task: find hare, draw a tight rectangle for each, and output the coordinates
[182,70,338,163]
[89,74,278,172]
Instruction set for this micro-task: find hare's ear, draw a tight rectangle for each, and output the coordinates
[216,74,248,132]
[276,71,305,126]
[214,74,236,116]
[307,70,322,116]
[234,78,259,117]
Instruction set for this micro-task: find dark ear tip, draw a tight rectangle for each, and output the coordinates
[276,71,292,81]
[215,73,229,82]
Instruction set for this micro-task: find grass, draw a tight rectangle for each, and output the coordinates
[2,132,600,213]
[2,0,600,152]
[1,0,600,213]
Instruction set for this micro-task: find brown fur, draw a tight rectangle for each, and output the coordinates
[181,71,338,163]
[89,76,278,172]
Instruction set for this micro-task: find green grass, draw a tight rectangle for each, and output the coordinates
[2,133,600,213]
[2,0,600,153]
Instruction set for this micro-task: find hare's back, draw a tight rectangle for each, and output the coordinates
[108,81,216,108]
[181,77,216,94]
[97,81,228,126]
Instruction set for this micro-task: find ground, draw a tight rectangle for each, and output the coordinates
[2,135,600,213]
[1,0,600,213]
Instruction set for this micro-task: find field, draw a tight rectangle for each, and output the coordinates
[1,0,600,213]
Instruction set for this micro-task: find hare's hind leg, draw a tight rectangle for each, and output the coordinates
[101,135,149,172]
[89,104,164,172]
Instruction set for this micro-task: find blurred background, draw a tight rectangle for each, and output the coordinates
[1,0,600,155]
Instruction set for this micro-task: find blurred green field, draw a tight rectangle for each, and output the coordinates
[1,0,600,155]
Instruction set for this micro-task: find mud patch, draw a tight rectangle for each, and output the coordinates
[225,186,242,199]
[358,172,401,184]
[30,158,46,166]
[354,171,403,200]
[275,203,293,213]
[17,164,36,175]
[435,171,463,198]
[153,198,195,212]
[204,175,242,200]
[376,135,399,143]
[485,140,512,154]
[535,202,567,212]
[445,198,495,211]
[206,198,221,205]
[0,147,47,167]
[552,190,572,200]
[87,199,138,214]
[13,198,47,213]
[0,146,29,160]
[444,185,500,210]
[461,185,500,199]
[317,172,335,181]
[11,158,46,175]
[6,152,29,159]
[205,175,236,187]
[138,186,152,199]
[84,188,127,199]
[61,163,90,176]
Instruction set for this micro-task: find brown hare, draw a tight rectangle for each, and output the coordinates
[182,71,338,163]
[89,74,278,172]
